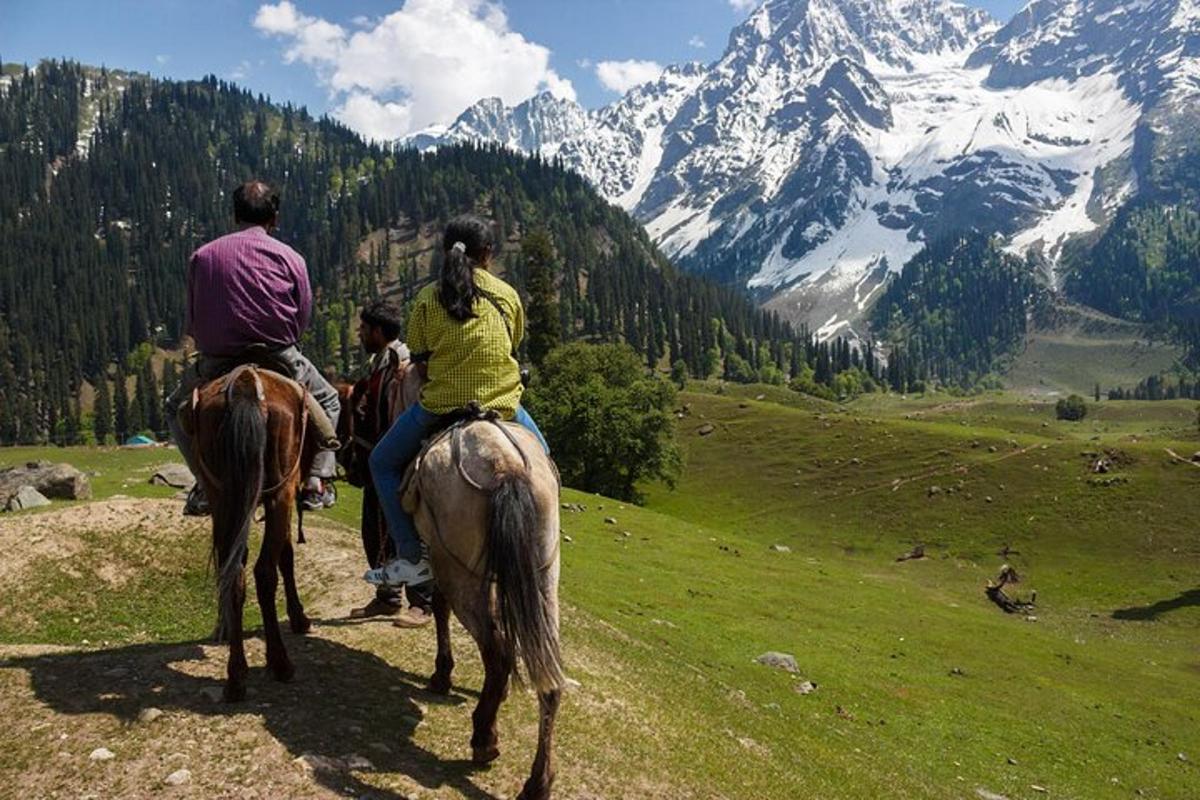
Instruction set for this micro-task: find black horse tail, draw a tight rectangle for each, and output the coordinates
[212,376,266,639]
[486,473,565,694]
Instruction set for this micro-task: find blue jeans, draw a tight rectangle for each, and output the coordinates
[369,404,549,561]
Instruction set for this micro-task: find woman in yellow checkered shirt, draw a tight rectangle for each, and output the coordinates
[364,215,550,589]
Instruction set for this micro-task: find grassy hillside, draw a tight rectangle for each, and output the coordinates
[1,389,1198,798]
[1005,302,1182,397]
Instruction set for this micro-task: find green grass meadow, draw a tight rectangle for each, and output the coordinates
[1,388,1198,798]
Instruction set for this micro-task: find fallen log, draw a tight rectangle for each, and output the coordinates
[985,564,1036,614]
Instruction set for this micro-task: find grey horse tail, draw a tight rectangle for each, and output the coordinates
[486,473,565,693]
[212,375,266,638]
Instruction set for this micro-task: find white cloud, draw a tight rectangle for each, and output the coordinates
[595,59,664,94]
[253,0,576,141]
[155,54,170,65]
[728,0,757,11]
[230,60,252,81]
[688,35,706,49]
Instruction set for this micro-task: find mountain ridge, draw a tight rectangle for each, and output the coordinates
[409,0,1200,340]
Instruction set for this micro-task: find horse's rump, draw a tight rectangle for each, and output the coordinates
[402,419,558,577]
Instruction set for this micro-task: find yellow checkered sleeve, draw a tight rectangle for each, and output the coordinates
[406,268,525,419]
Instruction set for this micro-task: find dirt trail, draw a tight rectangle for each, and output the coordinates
[0,499,680,800]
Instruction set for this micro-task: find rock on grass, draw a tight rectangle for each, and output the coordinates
[755,652,799,673]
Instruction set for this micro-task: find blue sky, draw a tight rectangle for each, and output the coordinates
[2,0,1026,139]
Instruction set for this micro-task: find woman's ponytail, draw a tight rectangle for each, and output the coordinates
[438,215,494,322]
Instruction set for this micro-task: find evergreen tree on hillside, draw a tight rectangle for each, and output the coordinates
[128,369,146,436]
[521,229,560,369]
[113,366,129,441]
[93,373,112,445]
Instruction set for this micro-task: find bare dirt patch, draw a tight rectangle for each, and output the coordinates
[0,499,697,800]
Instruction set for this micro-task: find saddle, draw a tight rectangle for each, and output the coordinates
[177,349,336,448]
[402,402,540,497]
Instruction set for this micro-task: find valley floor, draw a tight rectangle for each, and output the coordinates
[0,388,1198,799]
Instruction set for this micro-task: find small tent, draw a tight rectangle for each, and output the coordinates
[123,434,156,447]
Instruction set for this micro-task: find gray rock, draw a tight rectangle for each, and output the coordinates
[770,544,791,553]
[343,754,374,771]
[755,652,799,673]
[0,462,91,507]
[164,768,191,786]
[697,423,716,436]
[150,464,195,490]
[89,747,116,762]
[137,707,164,724]
[1191,452,1200,464]
[793,680,817,695]
[6,485,51,512]
[604,517,617,525]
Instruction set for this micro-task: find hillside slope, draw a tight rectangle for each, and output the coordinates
[2,389,1198,798]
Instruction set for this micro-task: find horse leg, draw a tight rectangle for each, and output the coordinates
[278,523,311,635]
[254,499,294,682]
[223,569,250,703]
[517,689,562,800]
[427,588,454,694]
[471,625,512,765]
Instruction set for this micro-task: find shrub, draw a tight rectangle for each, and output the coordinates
[1056,394,1088,421]
[524,342,681,502]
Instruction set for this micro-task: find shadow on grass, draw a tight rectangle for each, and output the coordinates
[1112,589,1200,620]
[0,635,496,800]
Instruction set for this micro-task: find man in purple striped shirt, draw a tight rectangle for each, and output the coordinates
[165,181,341,513]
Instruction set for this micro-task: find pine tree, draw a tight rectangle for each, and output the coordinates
[93,372,112,444]
[522,229,560,368]
[113,366,130,441]
[129,368,147,436]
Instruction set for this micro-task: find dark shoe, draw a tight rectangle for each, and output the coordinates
[349,596,404,619]
[183,485,210,517]
[301,480,336,511]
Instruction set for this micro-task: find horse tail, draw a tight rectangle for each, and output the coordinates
[212,376,267,637]
[486,472,565,694]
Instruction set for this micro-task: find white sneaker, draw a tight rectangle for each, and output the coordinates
[363,557,433,588]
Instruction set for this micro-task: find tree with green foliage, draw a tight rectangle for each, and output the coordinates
[524,342,680,502]
[129,368,147,436]
[670,359,689,389]
[1055,394,1088,422]
[113,366,129,441]
[92,373,112,444]
[521,229,560,368]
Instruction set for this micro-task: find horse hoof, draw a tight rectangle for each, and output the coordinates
[471,744,500,765]
[427,674,452,695]
[272,662,296,683]
[516,781,550,800]
[290,615,312,635]
[223,684,247,703]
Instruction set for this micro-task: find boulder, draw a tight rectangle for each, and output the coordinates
[0,462,91,507]
[150,464,195,490]
[5,486,51,512]
[697,423,716,436]
[755,652,799,673]
[1191,452,1200,464]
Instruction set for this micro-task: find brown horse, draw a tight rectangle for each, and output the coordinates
[186,365,317,702]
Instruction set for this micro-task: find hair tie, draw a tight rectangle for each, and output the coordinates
[451,241,467,255]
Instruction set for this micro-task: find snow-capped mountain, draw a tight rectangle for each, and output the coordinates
[408,0,1200,339]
